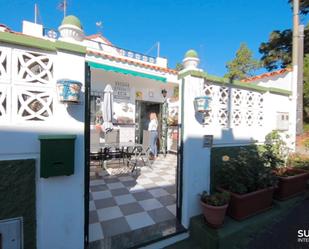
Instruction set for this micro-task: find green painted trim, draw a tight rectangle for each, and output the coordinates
[0,32,56,52]
[0,32,86,54]
[38,135,77,140]
[178,70,292,96]
[88,61,167,82]
[268,87,292,96]
[55,40,86,54]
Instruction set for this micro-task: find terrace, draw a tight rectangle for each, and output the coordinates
[88,154,182,248]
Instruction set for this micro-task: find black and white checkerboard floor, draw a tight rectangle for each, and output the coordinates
[89,154,177,243]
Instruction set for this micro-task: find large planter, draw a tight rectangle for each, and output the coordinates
[218,187,275,221]
[56,79,82,103]
[200,201,228,228]
[275,168,309,200]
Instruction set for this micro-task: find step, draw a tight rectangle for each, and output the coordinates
[190,194,306,249]
[164,238,202,249]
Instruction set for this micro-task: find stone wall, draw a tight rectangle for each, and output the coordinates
[0,159,36,249]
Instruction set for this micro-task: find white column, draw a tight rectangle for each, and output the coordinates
[180,75,211,227]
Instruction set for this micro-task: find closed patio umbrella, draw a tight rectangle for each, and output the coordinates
[101,84,114,133]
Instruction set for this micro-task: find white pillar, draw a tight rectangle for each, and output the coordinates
[180,74,211,227]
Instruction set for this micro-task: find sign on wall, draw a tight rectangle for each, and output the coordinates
[113,82,130,100]
[203,135,213,148]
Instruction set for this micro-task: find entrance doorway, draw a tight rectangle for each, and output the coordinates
[86,67,184,249]
[135,100,162,145]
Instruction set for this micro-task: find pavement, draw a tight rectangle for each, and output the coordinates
[246,198,309,249]
[165,196,309,249]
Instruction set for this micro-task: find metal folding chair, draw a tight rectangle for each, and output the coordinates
[90,129,104,167]
[104,130,124,164]
[129,130,152,172]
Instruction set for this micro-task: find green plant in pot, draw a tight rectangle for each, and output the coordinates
[216,147,277,220]
[200,191,230,228]
[287,153,309,171]
[274,152,309,200]
[259,131,286,169]
[261,131,309,200]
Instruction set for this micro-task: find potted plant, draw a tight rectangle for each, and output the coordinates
[287,153,309,173]
[216,147,277,220]
[262,132,309,200]
[274,157,309,200]
[56,79,83,103]
[200,191,230,228]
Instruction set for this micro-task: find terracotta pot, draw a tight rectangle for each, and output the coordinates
[218,187,274,221]
[275,168,309,200]
[200,201,228,228]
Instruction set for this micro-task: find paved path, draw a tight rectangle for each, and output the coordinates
[246,198,309,249]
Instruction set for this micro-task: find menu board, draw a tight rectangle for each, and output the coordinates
[113,82,130,100]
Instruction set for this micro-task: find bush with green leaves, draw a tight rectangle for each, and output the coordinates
[216,147,278,194]
[260,130,287,169]
[200,191,230,206]
[287,153,309,170]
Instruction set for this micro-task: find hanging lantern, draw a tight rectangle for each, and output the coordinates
[56,79,83,103]
[194,96,211,113]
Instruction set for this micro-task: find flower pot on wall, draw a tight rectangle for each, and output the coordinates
[56,79,82,103]
[200,201,228,228]
[194,96,211,113]
[218,187,275,221]
[275,168,308,200]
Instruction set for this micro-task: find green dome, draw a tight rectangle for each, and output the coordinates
[185,49,198,58]
[61,15,82,29]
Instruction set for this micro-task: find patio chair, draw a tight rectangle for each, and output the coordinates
[90,129,104,167]
[104,129,124,164]
[129,130,151,171]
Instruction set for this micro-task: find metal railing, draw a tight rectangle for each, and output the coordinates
[43,27,60,39]
[43,27,157,64]
[84,38,156,64]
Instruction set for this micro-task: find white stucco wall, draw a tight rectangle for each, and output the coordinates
[0,45,85,249]
[180,72,295,227]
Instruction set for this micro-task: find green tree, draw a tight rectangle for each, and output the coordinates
[259,24,309,71]
[224,43,260,80]
[259,0,309,127]
[289,0,309,15]
[175,62,184,71]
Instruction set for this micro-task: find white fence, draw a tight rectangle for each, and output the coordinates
[180,71,295,228]
[0,42,85,249]
[203,80,264,128]
[0,46,55,124]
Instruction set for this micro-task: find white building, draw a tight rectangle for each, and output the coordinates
[0,14,297,249]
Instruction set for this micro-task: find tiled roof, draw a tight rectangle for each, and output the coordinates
[242,68,292,82]
[85,34,113,46]
[87,49,178,75]
[0,24,11,32]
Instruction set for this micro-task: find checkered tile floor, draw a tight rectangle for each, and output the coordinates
[89,154,177,243]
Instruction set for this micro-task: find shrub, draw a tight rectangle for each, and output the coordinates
[287,153,309,170]
[260,131,287,169]
[200,191,230,206]
[216,147,278,194]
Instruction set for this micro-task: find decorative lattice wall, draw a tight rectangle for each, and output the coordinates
[203,79,264,128]
[0,46,54,123]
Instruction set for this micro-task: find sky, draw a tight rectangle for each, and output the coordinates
[0,0,308,76]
